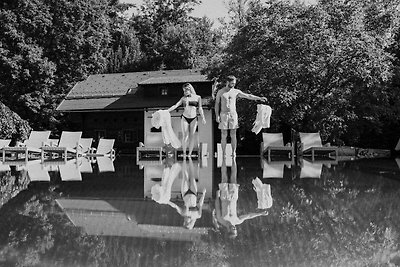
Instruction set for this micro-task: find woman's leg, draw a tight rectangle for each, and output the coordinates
[187,159,198,193]
[181,118,189,156]
[181,161,189,197]
[188,120,198,156]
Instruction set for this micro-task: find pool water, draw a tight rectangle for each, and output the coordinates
[0,156,400,266]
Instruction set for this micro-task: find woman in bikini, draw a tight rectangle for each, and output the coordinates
[168,83,206,157]
[167,158,206,229]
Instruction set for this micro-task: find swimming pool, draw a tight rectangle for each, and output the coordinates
[0,156,399,266]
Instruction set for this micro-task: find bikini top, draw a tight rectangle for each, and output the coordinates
[182,98,199,107]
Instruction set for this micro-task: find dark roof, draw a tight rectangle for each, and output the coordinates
[139,75,208,85]
[57,95,213,112]
[57,69,211,112]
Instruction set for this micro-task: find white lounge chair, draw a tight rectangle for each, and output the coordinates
[85,138,115,157]
[0,139,11,149]
[395,138,400,152]
[260,133,294,160]
[299,132,338,161]
[78,156,93,173]
[26,160,51,182]
[136,133,164,161]
[59,159,82,181]
[262,159,286,179]
[299,159,323,179]
[3,131,51,161]
[96,157,115,173]
[41,131,82,160]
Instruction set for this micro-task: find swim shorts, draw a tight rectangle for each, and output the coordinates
[219,111,238,130]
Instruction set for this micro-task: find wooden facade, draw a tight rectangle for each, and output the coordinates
[57,69,214,154]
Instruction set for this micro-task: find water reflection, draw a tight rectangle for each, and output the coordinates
[165,159,207,229]
[1,155,400,266]
[213,157,269,238]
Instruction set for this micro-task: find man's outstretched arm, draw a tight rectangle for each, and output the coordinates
[237,91,268,103]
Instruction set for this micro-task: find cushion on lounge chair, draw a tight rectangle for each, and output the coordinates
[395,138,400,151]
[0,139,11,148]
[300,159,323,178]
[25,131,51,148]
[95,139,115,155]
[262,133,285,147]
[299,132,323,151]
[79,138,93,154]
[58,131,82,149]
[145,133,164,147]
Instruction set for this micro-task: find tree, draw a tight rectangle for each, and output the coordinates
[129,0,221,70]
[0,0,112,131]
[205,0,400,149]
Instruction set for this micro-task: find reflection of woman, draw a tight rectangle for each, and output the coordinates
[168,83,206,157]
[168,158,206,229]
[213,157,268,238]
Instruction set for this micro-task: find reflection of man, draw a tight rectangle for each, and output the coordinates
[214,75,268,157]
[213,157,268,238]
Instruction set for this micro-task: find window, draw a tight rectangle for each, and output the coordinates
[124,130,137,143]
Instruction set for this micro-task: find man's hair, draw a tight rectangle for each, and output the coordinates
[226,75,237,82]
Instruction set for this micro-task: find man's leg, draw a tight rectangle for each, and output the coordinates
[221,129,228,156]
[230,129,237,157]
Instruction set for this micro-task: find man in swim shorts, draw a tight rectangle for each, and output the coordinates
[214,75,268,157]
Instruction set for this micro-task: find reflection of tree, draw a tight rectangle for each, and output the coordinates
[180,160,400,266]
[1,171,31,206]
[0,187,105,266]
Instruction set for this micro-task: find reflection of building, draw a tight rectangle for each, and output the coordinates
[56,198,211,241]
[57,69,214,154]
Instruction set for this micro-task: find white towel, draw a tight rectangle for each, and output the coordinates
[251,104,272,135]
[252,177,273,209]
[151,163,182,204]
[151,110,181,149]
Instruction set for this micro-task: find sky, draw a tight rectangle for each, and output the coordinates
[121,0,317,28]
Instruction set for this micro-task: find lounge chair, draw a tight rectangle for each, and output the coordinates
[136,133,164,161]
[77,156,93,173]
[79,138,93,154]
[26,160,51,182]
[260,133,294,160]
[41,131,82,160]
[0,139,11,149]
[299,132,338,161]
[299,158,323,179]
[96,156,115,172]
[395,138,400,152]
[2,131,51,161]
[59,159,82,181]
[261,158,291,179]
[85,138,115,157]
[0,160,11,172]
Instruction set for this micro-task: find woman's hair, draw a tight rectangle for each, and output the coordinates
[182,83,197,95]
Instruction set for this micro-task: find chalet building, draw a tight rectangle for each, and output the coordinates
[57,69,214,154]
